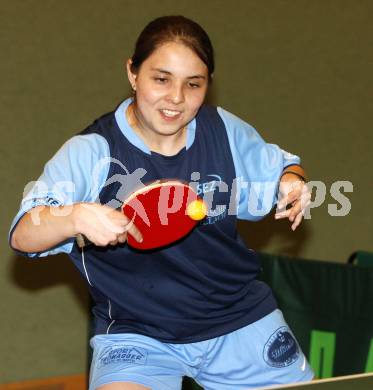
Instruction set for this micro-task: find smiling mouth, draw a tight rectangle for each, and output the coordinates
[160,109,182,118]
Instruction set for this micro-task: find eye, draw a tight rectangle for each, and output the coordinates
[188,82,200,88]
[154,77,168,84]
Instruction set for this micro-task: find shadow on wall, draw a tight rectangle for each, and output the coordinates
[9,252,89,312]
[238,210,310,256]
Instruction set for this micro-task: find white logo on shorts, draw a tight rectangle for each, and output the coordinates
[263,327,300,368]
[98,345,147,368]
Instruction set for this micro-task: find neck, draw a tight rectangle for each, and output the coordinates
[126,103,187,156]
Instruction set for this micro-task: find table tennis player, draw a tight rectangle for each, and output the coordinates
[9,15,313,390]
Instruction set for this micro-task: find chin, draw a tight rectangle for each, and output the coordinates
[155,122,186,135]
[157,128,182,136]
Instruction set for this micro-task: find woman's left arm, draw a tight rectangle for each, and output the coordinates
[275,165,311,231]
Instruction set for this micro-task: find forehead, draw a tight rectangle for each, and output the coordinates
[140,41,208,77]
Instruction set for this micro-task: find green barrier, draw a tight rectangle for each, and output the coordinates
[348,251,373,267]
[259,253,373,379]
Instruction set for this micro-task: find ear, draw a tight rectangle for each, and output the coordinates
[126,59,137,90]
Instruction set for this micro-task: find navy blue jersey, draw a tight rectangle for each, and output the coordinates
[10,98,301,343]
[66,105,276,342]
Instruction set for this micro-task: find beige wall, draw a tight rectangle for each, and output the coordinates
[1,0,372,383]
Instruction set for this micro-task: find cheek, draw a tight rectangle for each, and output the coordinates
[135,82,164,105]
[187,92,206,113]
[137,90,160,106]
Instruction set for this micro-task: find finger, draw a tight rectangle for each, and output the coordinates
[299,189,312,210]
[276,198,301,220]
[102,212,130,234]
[83,229,108,247]
[275,208,292,219]
[98,230,122,246]
[117,232,128,244]
[288,200,302,222]
[92,233,114,247]
[277,180,305,208]
[291,211,304,231]
[278,188,303,210]
[293,187,311,220]
[125,218,143,243]
[277,194,294,210]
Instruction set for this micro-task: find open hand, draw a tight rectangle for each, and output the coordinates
[275,174,311,231]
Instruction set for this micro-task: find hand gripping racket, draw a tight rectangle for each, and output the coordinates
[76,179,207,250]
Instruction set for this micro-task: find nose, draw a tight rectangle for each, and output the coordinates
[167,82,185,105]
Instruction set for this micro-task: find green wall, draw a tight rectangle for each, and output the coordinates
[1,0,372,383]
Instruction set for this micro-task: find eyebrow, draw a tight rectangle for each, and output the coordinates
[150,68,206,80]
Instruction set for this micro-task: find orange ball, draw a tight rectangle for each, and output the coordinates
[186,199,207,221]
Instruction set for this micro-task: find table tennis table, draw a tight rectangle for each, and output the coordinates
[257,372,373,390]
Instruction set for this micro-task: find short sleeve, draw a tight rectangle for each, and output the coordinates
[9,133,110,257]
[218,107,301,221]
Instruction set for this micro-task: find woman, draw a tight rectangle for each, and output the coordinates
[10,15,313,390]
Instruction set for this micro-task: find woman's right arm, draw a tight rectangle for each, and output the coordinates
[9,133,142,256]
[11,202,142,253]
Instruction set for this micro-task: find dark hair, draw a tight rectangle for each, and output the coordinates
[131,15,214,81]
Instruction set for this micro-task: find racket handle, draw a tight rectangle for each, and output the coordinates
[76,233,92,248]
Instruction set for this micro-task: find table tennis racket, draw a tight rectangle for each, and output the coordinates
[76,179,207,250]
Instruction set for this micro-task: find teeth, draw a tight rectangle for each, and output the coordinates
[161,109,180,117]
